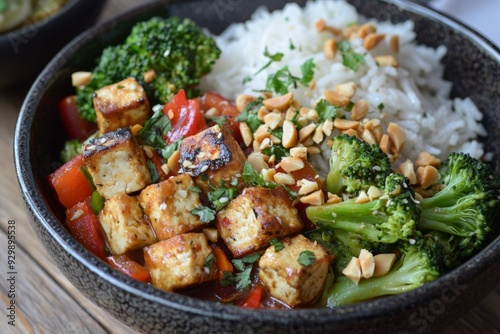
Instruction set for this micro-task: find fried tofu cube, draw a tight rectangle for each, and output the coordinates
[137,174,206,240]
[258,234,332,307]
[144,233,217,291]
[179,124,246,193]
[94,77,150,134]
[83,127,150,199]
[216,186,303,258]
[98,193,156,255]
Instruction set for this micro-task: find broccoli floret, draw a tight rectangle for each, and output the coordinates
[420,231,463,271]
[307,173,420,244]
[76,16,221,122]
[319,241,440,307]
[60,139,82,163]
[418,152,500,258]
[325,134,392,196]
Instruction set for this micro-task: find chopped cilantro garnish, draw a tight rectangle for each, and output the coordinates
[299,58,315,86]
[270,239,284,252]
[220,253,261,290]
[204,253,215,268]
[207,115,227,125]
[161,139,182,161]
[315,99,338,122]
[298,250,316,267]
[188,186,202,193]
[220,271,235,287]
[289,38,296,50]
[242,76,252,84]
[208,179,237,211]
[255,47,285,75]
[377,103,385,112]
[190,206,216,223]
[235,97,263,132]
[242,162,276,189]
[337,40,365,72]
[262,145,288,160]
[147,160,160,183]
[137,105,171,149]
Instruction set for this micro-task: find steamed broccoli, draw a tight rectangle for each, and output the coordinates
[307,173,420,244]
[417,152,500,257]
[76,16,221,122]
[325,134,392,196]
[320,241,440,307]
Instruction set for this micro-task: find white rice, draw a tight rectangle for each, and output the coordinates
[200,0,486,166]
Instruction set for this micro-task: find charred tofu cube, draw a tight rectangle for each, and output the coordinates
[137,174,206,240]
[258,234,332,307]
[98,193,156,255]
[144,233,217,291]
[83,127,150,199]
[216,186,303,258]
[179,124,246,193]
[94,77,150,134]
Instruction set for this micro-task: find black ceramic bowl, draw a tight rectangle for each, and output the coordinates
[0,0,106,88]
[14,0,500,333]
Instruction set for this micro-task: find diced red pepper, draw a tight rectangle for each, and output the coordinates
[58,95,97,141]
[48,154,94,209]
[65,199,107,260]
[107,255,151,284]
[197,92,242,142]
[240,285,264,308]
[213,246,234,281]
[163,89,208,143]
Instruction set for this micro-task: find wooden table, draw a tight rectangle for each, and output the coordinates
[0,1,499,333]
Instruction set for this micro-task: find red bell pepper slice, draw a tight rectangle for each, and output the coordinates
[163,89,208,143]
[58,95,97,141]
[107,255,151,284]
[240,285,264,308]
[65,199,107,260]
[197,92,242,142]
[48,154,94,209]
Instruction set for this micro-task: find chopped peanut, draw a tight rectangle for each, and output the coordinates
[236,94,255,112]
[342,128,359,138]
[327,192,343,204]
[167,150,180,173]
[322,119,334,136]
[299,190,325,206]
[130,124,143,137]
[273,172,296,185]
[359,249,375,279]
[399,159,417,185]
[260,137,272,150]
[298,123,317,143]
[202,228,218,243]
[342,257,362,285]
[351,100,369,121]
[312,123,324,144]
[415,151,441,168]
[280,157,305,173]
[290,146,308,159]
[390,35,399,53]
[306,108,320,122]
[324,89,351,107]
[357,22,377,38]
[307,146,322,154]
[355,190,370,204]
[387,122,407,153]
[239,122,253,147]
[343,25,359,39]
[361,129,377,145]
[367,186,383,200]
[257,106,269,121]
[261,168,276,183]
[254,124,270,142]
[379,134,391,154]
[334,118,359,130]
[417,165,440,189]
[373,253,397,277]
[297,179,319,195]
[282,120,299,148]
[314,19,327,32]
[143,69,156,83]
[263,112,282,130]
[335,82,357,99]
[324,38,337,60]
[374,55,399,67]
[71,71,92,87]
[363,33,386,50]
[263,92,293,111]
[247,152,269,173]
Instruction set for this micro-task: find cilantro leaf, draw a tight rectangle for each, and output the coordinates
[378,103,385,112]
[188,186,202,193]
[204,253,215,268]
[255,47,285,75]
[299,58,315,86]
[208,180,237,211]
[315,99,338,122]
[265,65,299,95]
[270,239,284,252]
[235,97,263,132]
[137,106,172,149]
[207,115,227,125]
[190,206,216,223]
[161,139,182,161]
[235,266,253,290]
[147,160,159,183]
[220,271,236,287]
[298,250,316,267]
[242,162,276,189]
[337,40,365,72]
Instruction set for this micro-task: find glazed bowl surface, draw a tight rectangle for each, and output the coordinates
[0,0,106,88]
[14,0,500,333]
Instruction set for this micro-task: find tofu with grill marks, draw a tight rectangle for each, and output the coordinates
[137,174,206,240]
[144,233,217,291]
[83,127,150,199]
[179,124,246,194]
[258,234,332,307]
[93,77,150,134]
[98,193,156,255]
[216,186,303,258]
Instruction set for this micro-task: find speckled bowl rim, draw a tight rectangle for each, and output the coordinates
[14,0,500,328]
